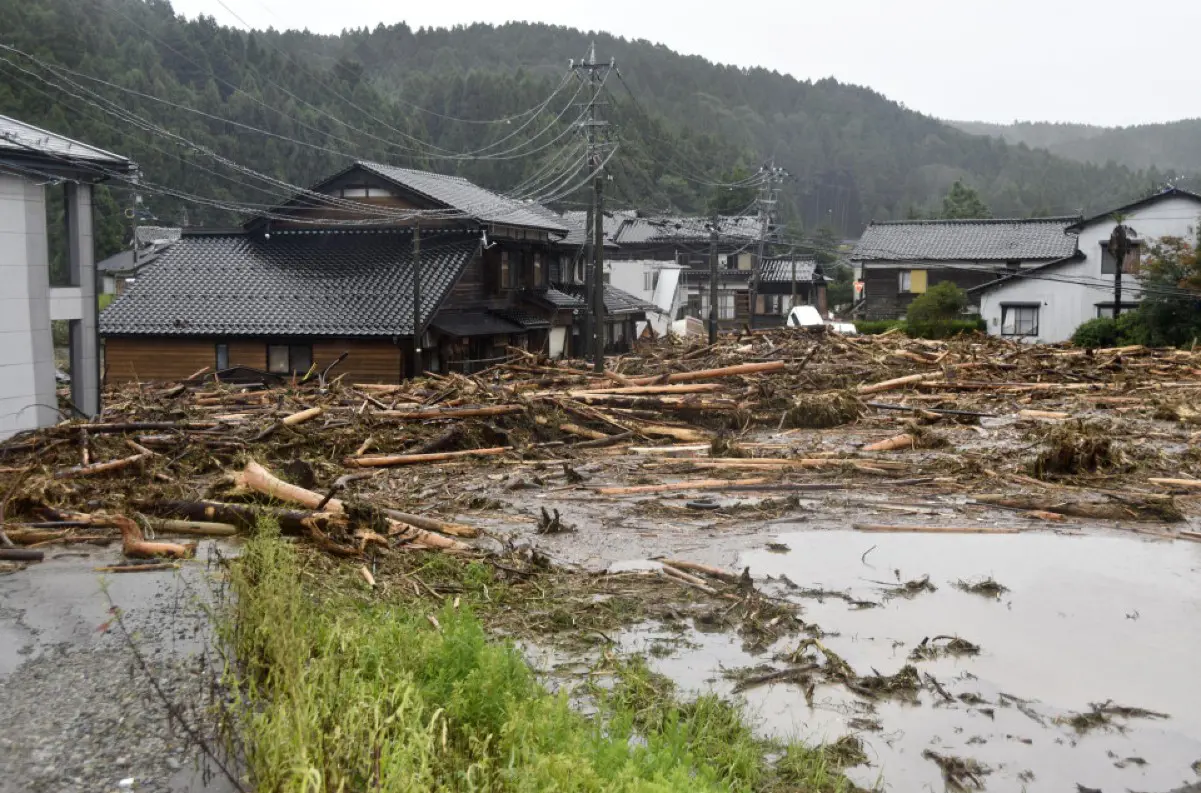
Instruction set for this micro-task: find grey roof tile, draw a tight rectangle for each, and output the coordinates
[491,307,551,330]
[100,229,479,337]
[537,288,586,310]
[0,114,133,169]
[357,162,567,233]
[852,217,1079,262]
[758,258,821,283]
[431,312,524,337]
[551,283,656,315]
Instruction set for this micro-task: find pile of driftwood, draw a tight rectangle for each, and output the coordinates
[2,327,1200,566]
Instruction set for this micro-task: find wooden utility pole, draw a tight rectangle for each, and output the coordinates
[572,45,613,374]
[1109,220,1130,317]
[412,223,422,375]
[708,214,719,343]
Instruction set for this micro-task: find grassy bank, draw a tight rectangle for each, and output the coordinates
[221,524,858,792]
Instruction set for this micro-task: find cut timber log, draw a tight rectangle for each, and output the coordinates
[626,360,786,385]
[564,384,723,396]
[54,450,152,479]
[95,562,179,573]
[0,548,44,562]
[282,406,323,426]
[345,447,511,468]
[596,477,770,495]
[1148,478,1201,489]
[113,516,197,559]
[148,518,239,537]
[373,405,524,420]
[560,423,608,441]
[863,433,917,452]
[638,425,709,442]
[571,431,635,450]
[972,493,1181,523]
[660,559,740,583]
[858,373,940,395]
[853,523,1021,534]
[1018,410,1070,420]
[237,460,479,538]
[660,564,717,594]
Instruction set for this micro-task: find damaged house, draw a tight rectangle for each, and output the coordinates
[102,162,580,381]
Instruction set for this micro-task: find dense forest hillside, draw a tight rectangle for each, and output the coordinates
[0,0,1182,247]
[952,119,1201,174]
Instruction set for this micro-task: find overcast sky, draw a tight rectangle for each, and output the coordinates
[170,0,1201,127]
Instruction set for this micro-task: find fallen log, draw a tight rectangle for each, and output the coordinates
[863,433,917,452]
[95,562,179,573]
[564,384,724,396]
[570,431,635,450]
[660,559,740,583]
[113,516,197,559]
[626,360,786,385]
[1018,410,1070,420]
[858,373,940,396]
[373,405,524,420]
[972,493,1182,522]
[560,423,608,441]
[853,523,1022,534]
[660,564,717,594]
[345,447,512,468]
[596,477,771,495]
[1148,478,1201,489]
[148,518,239,537]
[637,425,709,442]
[237,461,479,538]
[866,402,996,418]
[54,450,152,479]
[0,548,44,562]
[565,394,740,411]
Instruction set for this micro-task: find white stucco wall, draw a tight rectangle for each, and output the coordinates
[979,196,1201,343]
[0,172,58,439]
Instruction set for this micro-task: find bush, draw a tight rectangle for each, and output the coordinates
[854,319,906,335]
[854,318,984,338]
[1071,317,1119,348]
[907,281,968,323]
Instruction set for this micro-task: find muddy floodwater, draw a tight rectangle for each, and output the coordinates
[621,529,1201,792]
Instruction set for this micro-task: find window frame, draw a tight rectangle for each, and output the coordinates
[499,250,511,291]
[532,251,543,288]
[898,270,911,293]
[1000,304,1040,338]
[266,343,313,375]
[215,342,229,371]
[1100,240,1142,275]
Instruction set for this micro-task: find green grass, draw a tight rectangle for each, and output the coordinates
[222,522,862,792]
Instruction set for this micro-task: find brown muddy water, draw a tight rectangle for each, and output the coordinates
[619,529,1201,792]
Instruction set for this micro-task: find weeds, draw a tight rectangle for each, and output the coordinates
[782,391,864,429]
[222,524,856,792]
[955,577,1009,598]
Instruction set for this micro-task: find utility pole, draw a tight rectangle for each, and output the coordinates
[708,213,719,343]
[572,45,613,374]
[1109,221,1129,317]
[750,163,786,329]
[412,223,422,376]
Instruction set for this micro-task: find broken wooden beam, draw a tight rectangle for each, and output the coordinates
[344,447,512,468]
[373,405,525,420]
[857,373,940,395]
[625,360,786,385]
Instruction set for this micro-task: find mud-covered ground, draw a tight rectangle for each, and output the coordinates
[4,337,1201,791]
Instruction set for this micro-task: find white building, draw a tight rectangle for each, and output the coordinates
[0,115,136,439]
[974,188,1201,343]
[603,259,685,336]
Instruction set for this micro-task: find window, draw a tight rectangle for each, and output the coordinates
[533,252,543,287]
[1101,241,1141,275]
[499,251,510,290]
[1095,303,1140,318]
[898,270,927,294]
[644,271,657,292]
[1001,305,1039,337]
[215,343,229,371]
[267,344,312,374]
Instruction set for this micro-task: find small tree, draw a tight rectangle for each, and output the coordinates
[941,180,991,219]
[1131,234,1201,346]
[907,281,967,323]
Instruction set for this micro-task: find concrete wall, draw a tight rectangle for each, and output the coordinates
[980,197,1201,343]
[0,173,58,439]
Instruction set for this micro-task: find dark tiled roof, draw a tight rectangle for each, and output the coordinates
[0,114,134,171]
[613,214,761,244]
[96,250,136,273]
[492,307,551,330]
[852,217,1079,262]
[551,283,656,315]
[759,258,821,283]
[357,162,567,233]
[430,312,524,338]
[537,288,586,310]
[100,230,479,337]
[558,210,619,248]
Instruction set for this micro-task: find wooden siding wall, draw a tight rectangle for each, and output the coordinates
[863,266,999,320]
[105,337,404,384]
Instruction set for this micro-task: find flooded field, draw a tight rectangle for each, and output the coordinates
[617,529,1201,791]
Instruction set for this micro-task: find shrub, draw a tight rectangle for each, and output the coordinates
[906,281,968,323]
[854,319,906,335]
[1071,317,1119,348]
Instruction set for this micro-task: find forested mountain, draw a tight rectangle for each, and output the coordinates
[0,0,1184,252]
[951,119,1201,174]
